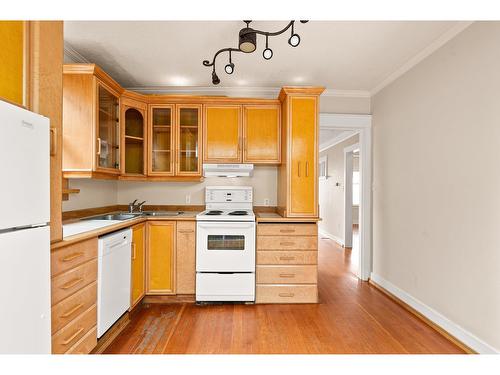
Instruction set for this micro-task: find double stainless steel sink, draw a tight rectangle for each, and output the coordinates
[88,211,184,221]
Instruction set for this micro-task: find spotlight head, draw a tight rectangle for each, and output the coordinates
[225,63,235,74]
[288,33,300,47]
[262,48,273,60]
[212,71,220,85]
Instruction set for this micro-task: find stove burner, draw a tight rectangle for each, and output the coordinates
[228,210,249,216]
[205,210,223,216]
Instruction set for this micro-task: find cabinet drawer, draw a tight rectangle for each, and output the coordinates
[257,236,317,250]
[51,259,97,306]
[256,285,318,304]
[257,250,317,265]
[52,304,96,354]
[257,223,317,236]
[66,326,97,354]
[52,281,97,334]
[256,265,317,284]
[51,238,97,277]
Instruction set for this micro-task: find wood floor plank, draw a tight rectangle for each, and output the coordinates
[104,232,465,354]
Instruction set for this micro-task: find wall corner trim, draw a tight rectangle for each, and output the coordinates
[370,21,474,96]
[370,272,499,354]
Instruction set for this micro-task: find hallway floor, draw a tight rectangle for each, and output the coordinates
[103,235,464,354]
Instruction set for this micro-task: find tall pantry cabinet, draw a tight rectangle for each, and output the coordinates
[277,87,324,218]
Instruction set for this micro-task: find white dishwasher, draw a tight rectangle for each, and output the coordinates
[97,228,132,338]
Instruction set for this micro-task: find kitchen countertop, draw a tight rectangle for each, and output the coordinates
[53,211,199,250]
[255,212,321,223]
[53,209,320,250]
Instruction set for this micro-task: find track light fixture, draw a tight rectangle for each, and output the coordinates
[203,20,308,85]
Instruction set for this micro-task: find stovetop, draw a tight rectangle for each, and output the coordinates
[196,209,256,222]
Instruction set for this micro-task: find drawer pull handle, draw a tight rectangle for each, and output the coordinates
[62,327,85,345]
[61,252,84,262]
[279,293,295,298]
[61,277,84,290]
[280,242,295,246]
[279,229,295,233]
[279,256,295,261]
[178,230,194,233]
[279,273,296,278]
[60,303,84,318]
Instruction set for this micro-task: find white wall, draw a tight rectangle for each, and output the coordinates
[62,166,277,211]
[371,22,500,352]
[318,134,359,243]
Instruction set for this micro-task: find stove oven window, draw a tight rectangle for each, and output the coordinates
[207,235,245,250]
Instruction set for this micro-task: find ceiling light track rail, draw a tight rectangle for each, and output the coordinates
[203,20,308,85]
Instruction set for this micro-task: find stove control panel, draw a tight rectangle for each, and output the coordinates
[205,186,253,204]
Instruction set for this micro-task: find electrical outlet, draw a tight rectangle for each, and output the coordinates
[264,198,270,206]
[185,194,191,204]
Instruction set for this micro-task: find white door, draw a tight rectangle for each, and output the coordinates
[0,226,51,354]
[0,100,50,230]
[196,222,256,272]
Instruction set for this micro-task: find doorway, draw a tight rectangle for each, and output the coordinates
[319,114,372,280]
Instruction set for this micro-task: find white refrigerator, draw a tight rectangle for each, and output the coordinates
[0,100,51,353]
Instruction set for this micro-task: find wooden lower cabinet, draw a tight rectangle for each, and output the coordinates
[130,223,146,308]
[175,221,196,294]
[50,238,98,354]
[255,222,318,304]
[146,221,176,294]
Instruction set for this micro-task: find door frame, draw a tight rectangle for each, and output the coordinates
[343,143,360,248]
[320,113,372,281]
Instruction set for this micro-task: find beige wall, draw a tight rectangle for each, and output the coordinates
[320,95,370,114]
[318,134,359,242]
[62,179,118,211]
[371,22,500,351]
[62,166,277,211]
[116,166,277,206]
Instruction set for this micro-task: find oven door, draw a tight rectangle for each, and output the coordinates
[196,221,255,272]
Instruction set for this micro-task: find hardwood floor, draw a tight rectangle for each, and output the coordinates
[104,233,464,354]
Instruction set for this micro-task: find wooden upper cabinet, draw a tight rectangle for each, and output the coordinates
[130,223,145,309]
[243,105,281,164]
[62,64,123,179]
[148,105,174,176]
[96,83,120,172]
[203,105,242,163]
[176,105,202,176]
[121,97,147,177]
[146,221,176,294]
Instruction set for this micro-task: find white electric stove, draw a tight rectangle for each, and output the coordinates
[196,186,256,302]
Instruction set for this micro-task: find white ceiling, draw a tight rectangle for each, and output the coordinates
[64,21,466,93]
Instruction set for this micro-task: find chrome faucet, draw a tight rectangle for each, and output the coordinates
[137,201,146,212]
[128,199,146,213]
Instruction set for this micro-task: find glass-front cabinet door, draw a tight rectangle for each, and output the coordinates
[176,105,201,176]
[123,105,146,176]
[149,105,174,175]
[96,83,120,171]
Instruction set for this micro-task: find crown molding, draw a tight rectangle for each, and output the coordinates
[63,42,90,63]
[370,21,474,96]
[125,85,370,99]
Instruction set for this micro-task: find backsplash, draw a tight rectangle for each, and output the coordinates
[62,166,277,212]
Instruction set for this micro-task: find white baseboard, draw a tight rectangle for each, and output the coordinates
[318,229,344,246]
[370,273,498,354]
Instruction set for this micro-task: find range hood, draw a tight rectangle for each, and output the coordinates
[203,164,254,178]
